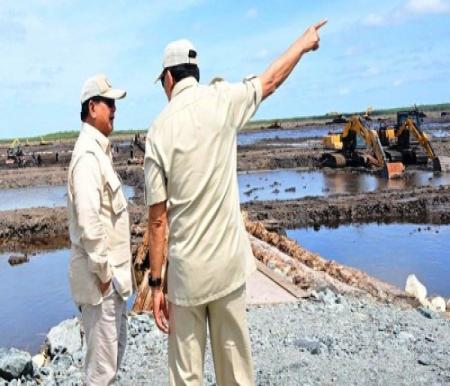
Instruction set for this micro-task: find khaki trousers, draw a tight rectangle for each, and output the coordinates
[168,285,254,386]
[81,287,127,386]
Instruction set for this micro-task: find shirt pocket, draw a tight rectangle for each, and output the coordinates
[104,168,127,215]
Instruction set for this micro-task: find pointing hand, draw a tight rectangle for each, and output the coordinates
[301,19,327,53]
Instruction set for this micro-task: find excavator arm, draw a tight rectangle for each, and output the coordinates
[397,118,450,172]
[341,116,405,178]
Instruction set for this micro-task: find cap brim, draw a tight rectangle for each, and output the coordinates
[102,88,126,100]
[154,69,164,84]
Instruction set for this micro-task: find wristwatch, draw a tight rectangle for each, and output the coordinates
[148,276,162,288]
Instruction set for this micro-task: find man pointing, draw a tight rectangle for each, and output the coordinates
[145,20,327,385]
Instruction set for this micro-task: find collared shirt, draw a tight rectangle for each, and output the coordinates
[144,76,262,306]
[67,123,133,306]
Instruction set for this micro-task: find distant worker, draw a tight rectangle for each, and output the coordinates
[67,74,134,385]
[129,141,134,159]
[55,151,59,163]
[144,19,327,385]
[36,154,42,166]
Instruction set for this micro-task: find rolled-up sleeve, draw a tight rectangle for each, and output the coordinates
[144,132,167,207]
[227,76,263,131]
[72,153,112,283]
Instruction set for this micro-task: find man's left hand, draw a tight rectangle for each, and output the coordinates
[152,288,170,334]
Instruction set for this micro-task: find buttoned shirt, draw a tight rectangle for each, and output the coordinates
[67,123,133,306]
[144,76,262,306]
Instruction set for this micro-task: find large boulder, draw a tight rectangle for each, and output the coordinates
[45,318,82,357]
[430,296,446,312]
[0,347,33,381]
[405,274,427,303]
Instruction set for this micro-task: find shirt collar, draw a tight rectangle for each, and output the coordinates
[171,77,198,98]
[81,122,111,154]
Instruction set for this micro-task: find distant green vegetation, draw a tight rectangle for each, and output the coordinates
[1,102,449,143]
[0,129,146,144]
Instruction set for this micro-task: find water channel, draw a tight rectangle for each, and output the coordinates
[237,122,450,145]
[0,185,135,211]
[0,249,75,353]
[238,169,450,203]
[287,223,450,297]
[0,171,449,209]
[0,249,136,353]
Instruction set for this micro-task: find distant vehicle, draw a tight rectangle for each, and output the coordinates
[379,110,450,172]
[320,115,405,179]
[6,139,27,167]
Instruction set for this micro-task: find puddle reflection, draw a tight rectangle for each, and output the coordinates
[0,185,135,211]
[287,223,450,296]
[238,169,450,203]
[237,122,450,145]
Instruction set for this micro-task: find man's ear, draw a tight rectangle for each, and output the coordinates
[166,70,174,89]
[88,100,97,119]
[164,70,175,100]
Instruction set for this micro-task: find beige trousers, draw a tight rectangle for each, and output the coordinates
[81,286,127,386]
[169,285,254,386]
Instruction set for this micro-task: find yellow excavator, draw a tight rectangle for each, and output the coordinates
[6,139,26,166]
[321,116,405,179]
[378,110,450,172]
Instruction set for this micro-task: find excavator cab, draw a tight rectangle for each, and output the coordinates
[320,116,405,178]
[390,110,450,172]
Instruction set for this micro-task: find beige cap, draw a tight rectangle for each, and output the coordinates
[80,74,126,104]
[155,39,198,82]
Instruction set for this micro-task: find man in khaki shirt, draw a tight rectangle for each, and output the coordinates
[67,74,133,385]
[145,20,327,385]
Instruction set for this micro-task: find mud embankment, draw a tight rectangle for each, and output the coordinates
[243,185,450,229]
[245,219,417,305]
[0,205,145,253]
[0,207,69,252]
[238,144,319,170]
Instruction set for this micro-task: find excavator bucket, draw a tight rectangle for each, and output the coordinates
[433,156,450,172]
[383,162,405,179]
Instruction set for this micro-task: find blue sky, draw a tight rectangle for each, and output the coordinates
[1,0,450,139]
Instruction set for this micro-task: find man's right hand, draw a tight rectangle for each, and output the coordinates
[99,280,111,295]
[152,288,170,334]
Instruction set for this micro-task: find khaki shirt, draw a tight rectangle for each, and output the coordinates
[67,123,133,306]
[144,76,262,306]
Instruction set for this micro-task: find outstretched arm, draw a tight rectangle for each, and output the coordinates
[259,19,327,100]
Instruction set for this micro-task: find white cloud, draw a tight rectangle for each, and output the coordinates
[361,0,450,27]
[345,46,358,57]
[362,13,385,26]
[339,87,350,96]
[393,79,403,86]
[364,66,381,77]
[247,8,258,18]
[405,0,450,14]
[255,48,268,60]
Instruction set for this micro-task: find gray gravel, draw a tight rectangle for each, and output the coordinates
[2,288,450,385]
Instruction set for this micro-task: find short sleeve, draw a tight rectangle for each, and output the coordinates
[227,76,262,131]
[144,134,167,207]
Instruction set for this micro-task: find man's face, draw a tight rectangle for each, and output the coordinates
[89,97,116,136]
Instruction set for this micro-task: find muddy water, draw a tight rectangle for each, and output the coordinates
[0,249,136,353]
[0,249,75,352]
[238,126,331,145]
[237,122,450,145]
[238,169,450,203]
[0,185,135,211]
[287,223,450,296]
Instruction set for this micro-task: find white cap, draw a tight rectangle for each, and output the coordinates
[155,39,198,82]
[80,74,126,104]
